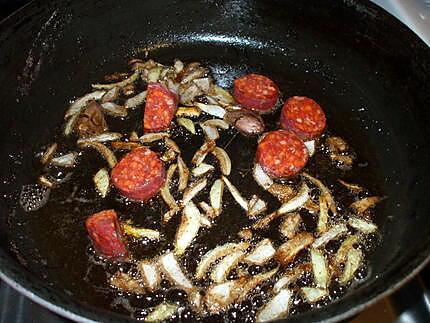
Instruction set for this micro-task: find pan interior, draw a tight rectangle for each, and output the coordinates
[0,0,430,321]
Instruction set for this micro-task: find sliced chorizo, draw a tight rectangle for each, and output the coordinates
[143,82,178,132]
[280,96,326,140]
[111,147,166,201]
[85,209,128,259]
[233,74,279,112]
[255,130,309,178]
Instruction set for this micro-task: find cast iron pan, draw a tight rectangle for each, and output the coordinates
[1,0,430,321]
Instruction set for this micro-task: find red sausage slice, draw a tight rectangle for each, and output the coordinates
[280,96,326,140]
[85,209,128,259]
[233,74,279,112]
[111,147,166,201]
[144,82,178,132]
[256,130,309,178]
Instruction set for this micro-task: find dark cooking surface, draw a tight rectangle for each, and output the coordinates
[1,0,430,322]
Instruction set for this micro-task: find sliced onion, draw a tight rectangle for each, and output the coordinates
[275,232,314,266]
[109,272,145,294]
[202,119,229,130]
[200,123,219,140]
[160,164,179,210]
[177,117,196,134]
[193,77,213,93]
[348,217,378,234]
[278,183,310,215]
[93,168,110,198]
[137,260,160,292]
[181,67,208,84]
[92,70,140,90]
[64,90,106,119]
[273,263,311,293]
[40,143,58,165]
[164,138,181,153]
[302,172,337,216]
[38,175,57,189]
[101,86,120,103]
[350,196,382,215]
[210,250,245,283]
[253,164,273,190]
[139,132,170,143]
[244,239,275,265]
[335,235,360,268]
[210,179,224,216]
[122,223,160,240]
[247,195,267,218]
[237,228,253,241]
[304,140,316,156]
[192,140,216,166]
[195,242,250,279]
[212,147,231,176]
[338,179,364,192]
[174,59,184,73]
[195,102,226,118]
[310,249,329,289]
[256,289,292,323]
[279,213,302,239]
[129,131,139,141]
[301,287,328,303]
[50,152,78,168]
[77,132,122,144]
[192,163,215,177]
[163,207,180,224]
[125,90,147,109]
[317,195,329,234]
[159,252,194,291]
[147,66,163,83]
[161,150,176,164]
[78,141,117,168]
[179,83,202,106]
[312,223,348,249]
[174,201,202,255]
[198,201,216,219]
[145,302,179,322]
[100,102,128,117]
[303,198,320,214]
[182,178,207,206]
[340,248,363,285]
[177,156,189,192]
[110,141,142,150]
[211,85,235,106]
[63,113,80,136]
[222,176,248,210]
[267,183,295,204]
[199,213,213,228]
[176,107,201,118]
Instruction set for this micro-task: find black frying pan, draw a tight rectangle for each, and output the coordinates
[1,0,430,322]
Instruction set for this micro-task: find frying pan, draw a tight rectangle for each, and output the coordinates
[1,0,430,321]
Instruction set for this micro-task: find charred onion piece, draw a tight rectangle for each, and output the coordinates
[139,132,170,143]
[78,141,117,168]
[110,141,142,151]
[75,101,108,138]
[317,196,329,234]
[176,106,201,118]
[64,90,106,119]
[161,164,179,218]
[101,86,120,103]
[192,140,216,166]
[110,272,145,294]
[302,172,337,216]
[279,213,302,239]
[338,179,364,192]
[177,156,189,192]
[275,232,314,266]
[350,196,382,215]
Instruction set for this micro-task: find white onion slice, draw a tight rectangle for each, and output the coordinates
[174,59,184,73]
[163,207,180,224]
[256,289,292,322]
[202,119,229,130]
[195,102,226,118]
[195,242,250,279]
[210,179,224,216]
[253,164,273,190]
[137,261,160,292]
[100,102,127,117]
[174,202,202,255]
[278,183,310,215]
[77,132,122,144]
[92,70,140,90]
[273,263,311,293]
[247,195,267,218]
[122,223,160,240]
[192,163,215,177]
[302,172,337,216]
[340,248,363,285]
[310,249,329,289]
[160,163,178,210]
[50,152,78,168]
[193,77,212,93]
[312,223,348,248]
[211,147,231,176]
[101,86,120,103]
[64,90,106,119]
[210,250,245,283]
[182,178,207,206]
[335,235,360,267]
[192,140,216,166]
[244,239,275,265]
[348,217,378,234]
[222,176,248,210]
[145,302,179,322]
[338,179,364,192]
[40,143,58,165]
[63,113,80,136]
[200,123,219,140]
[177,117,196,134]
[159,252,194,291]
[317,195,329,234]
[125,90,147,109]
[279,213,302,239]
[139,132,170,143]
[304,140,316,156]
[301,287,328,303]
[93,168,110,198]
[177,156,189,192]
[198,201,216,219]
[78,141,117,168]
